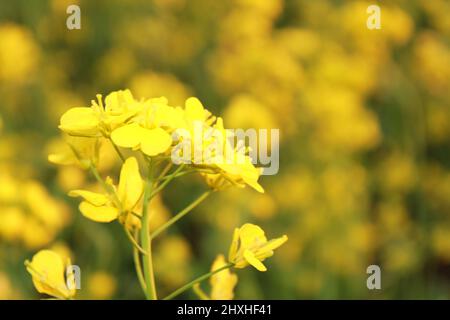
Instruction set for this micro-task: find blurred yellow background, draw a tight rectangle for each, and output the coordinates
[0,0,449,299]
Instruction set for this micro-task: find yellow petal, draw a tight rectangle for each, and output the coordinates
[68,190,109,206]
[210,254,238,300]
[111,123,143,148]
[27,250,71,298]
[48,153,74,166]
[244,179,265,193]
[211,272,238,300]
[105,89,135,112]
[79,201,119,222]
[140,127,172,156]
[117,157,143,211]
[228,228,240,262]
[264,235,288,252]
[240,163,264,193]
[64,136,99,166]
[243,250,267,272]
[185,97,210,121]
[239,223,267,248]
[107,111,139,128]
[59,107,99,136]
[211,255,227,277]
[220,157,264,193]
[255,236,287,261]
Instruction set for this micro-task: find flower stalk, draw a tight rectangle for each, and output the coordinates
[133,229,147,296]
[140,163,157,300]
[150,164,185,198]
[151,190,211,240]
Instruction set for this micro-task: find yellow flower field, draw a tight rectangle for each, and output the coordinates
[0,0,449,299]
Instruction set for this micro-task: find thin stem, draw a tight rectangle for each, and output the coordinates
[89,162,109,190]
[150,164,185,198]
[88,162,122,211]
[124,227,149,255]
[130,211,142,219]
[140,164,157,300]
[151,191,211,240]
[108,138,125,163]
[157,168,215,181]
[158,170,193,181]
[133,229,147,296]
[156,162,173,182]
[163,263,233,300]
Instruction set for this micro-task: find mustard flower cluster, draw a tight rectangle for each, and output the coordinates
[26,89,287,300]
[57,89,264,194]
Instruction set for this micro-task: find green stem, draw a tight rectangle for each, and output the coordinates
[89,162,109,190]
[140,164,157,300]
[157,168,215,181]
[108,138,125,163]
[163,263,233,300]
[150,164,185,198]
[124,227,149,255]
[151,191,211,240]
[133,229,147,296]
[156,162,173,182]
[158,170,193,181]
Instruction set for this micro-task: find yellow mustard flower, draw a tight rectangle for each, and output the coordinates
[210,254,238,300]
[111,96,214,157]
[69,156,143,223]
[59,89,140,137]
[228,223,287,271]
[182,97,213,125]
[25,250,76,299]
[201,118,264,193]
[110,97,178,156]
[216,155,264,193]
[47,136,101,169]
